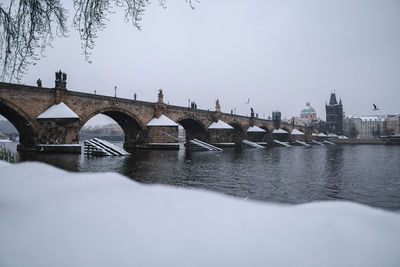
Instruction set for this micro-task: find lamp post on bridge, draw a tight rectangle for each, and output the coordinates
[113,86,119,106]
[92,90,96,105]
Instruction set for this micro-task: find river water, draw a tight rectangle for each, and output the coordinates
[3,142,400,210]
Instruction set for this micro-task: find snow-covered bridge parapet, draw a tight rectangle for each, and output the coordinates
[0,82,310,151]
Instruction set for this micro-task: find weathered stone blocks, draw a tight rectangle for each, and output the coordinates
[37,118,80,144]
[146,126,178,143]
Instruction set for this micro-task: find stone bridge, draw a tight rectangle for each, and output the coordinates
[0,81,314,151]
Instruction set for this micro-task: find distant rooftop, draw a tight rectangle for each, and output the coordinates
[329,92,337,105]
[327,92,342,106]
[301,102,316,114]
[345,114,385,121]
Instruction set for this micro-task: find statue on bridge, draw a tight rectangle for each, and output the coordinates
[55,70,67,89]
[158,89,164,103]
[215,99,221,112]
[55,70,67,81]
[190,101,197,109]
[36,78,42,87]
[55,70,62,81]
[251,108,254,118]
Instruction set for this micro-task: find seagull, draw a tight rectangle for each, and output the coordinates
[245,99,250,104]
[373,104,380,111]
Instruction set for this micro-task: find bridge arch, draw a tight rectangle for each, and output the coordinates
[0,98,37,145]
[281,125,292,132]
[260,125,273,144]
[80,107,146,148]
[228,121,246,143]
[280,126,292,142]
[176,116,209,142]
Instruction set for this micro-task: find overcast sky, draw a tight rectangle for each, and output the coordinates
[12,0,400,125]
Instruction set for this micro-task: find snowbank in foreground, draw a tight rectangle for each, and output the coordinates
[0,161,399,267]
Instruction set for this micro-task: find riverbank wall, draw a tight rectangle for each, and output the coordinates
[331,138,400,145]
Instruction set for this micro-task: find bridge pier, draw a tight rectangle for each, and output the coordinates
[272,130,290,143]
[247,126,269,145]
[37,118,80,145]
[247,132,265,142]
[209,129,235,146]
[144,126,179,149]
[291,134,306,142]
[16,118,83,153]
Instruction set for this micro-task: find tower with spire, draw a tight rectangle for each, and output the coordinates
[325,91,343,135]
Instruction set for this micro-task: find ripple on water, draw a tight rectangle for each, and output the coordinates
[5,142,400,210]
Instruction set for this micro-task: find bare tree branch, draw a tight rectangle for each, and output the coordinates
[0,0,67,81]
[0,0,199,82]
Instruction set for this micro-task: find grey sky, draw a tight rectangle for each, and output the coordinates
[16,0,400,125]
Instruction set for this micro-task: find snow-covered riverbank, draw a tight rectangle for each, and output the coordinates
[0,161,399,267]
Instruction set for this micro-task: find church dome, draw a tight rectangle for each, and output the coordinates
[301,102,316,114]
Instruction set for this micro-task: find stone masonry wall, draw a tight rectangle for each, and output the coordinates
[37,119,80,144]
[209,129,234,143]
[147,126,178,143]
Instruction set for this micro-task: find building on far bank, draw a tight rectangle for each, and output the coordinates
[344,115,385,138]
[343,116,360,138]
[79,123,124,141]
[325,92,343,135]
[285,102,319,127]
[299,102,317,124]
[384,114,400,135]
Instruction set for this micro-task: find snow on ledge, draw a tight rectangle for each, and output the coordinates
[317,133,327,137]
[272,128,288,134]
[37,144,82,147]
[247,126,266,132]
[0,161,400,266]
[146,115,178,127]
[291,129,304,135]
[37,102,79,119]
[208,120,233,129]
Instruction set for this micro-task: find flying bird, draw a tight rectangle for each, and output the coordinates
[373,104,380,111]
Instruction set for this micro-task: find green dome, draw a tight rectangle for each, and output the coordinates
[301,102,316,114]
